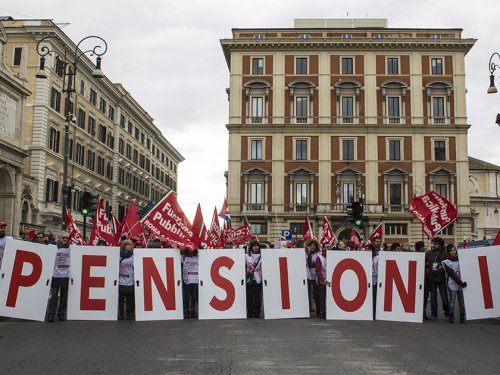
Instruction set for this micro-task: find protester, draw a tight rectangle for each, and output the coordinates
[372,236,383,253]
[149,237,162,248]
[415,240,431,320]
[333,240,346,251]
[306,240,320,314]
[118,240,135,320]
[34,232,46,244]
[441,244,467,323]
[389,242,401,252]
[245,239,262,318]
[315,244,330,319]
[366,243,378,319]
[0,220,9,267]
[425,236,450,319]
[46,231,70,322]
[182,248,199,318]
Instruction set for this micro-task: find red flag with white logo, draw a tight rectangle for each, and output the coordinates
[409,191,457,239]
[319,216,337,247]
[111,212,122,245]
[208,206,222,248]
[66,209,85,245]
[350,229,361,250]
[365,222,383,246]
[302,216,317,241]
[88,199,116,246]
[232,218,250,244]
[121,200,147,247]
[140,192,196,249]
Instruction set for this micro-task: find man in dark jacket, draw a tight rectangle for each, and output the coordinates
[425,236,449,319]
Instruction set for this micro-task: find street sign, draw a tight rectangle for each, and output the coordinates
[281,229,292,241]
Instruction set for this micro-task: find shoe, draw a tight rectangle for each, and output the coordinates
[47,314,55,323]
[444,313,450,318]
[58,313,66,321]
[460,314,466,324]
[431,314,438,319]
[125,314,131,320]
[247,313,254,318]
[191,311,198,319]
[449,314,455,323]
[118,315,124,320]
[423,314,431,321]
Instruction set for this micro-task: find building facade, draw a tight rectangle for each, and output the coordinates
[221,19,475,245]
[1,18,183,234]
[468,156,500,241]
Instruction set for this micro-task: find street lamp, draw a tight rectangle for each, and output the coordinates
[487,52,500,94]
[36,35,107,230]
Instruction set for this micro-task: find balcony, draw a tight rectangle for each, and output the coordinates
[295,116,309,124]
[384,204,408,213]
[388,117,401,124]
[432,117,446,124]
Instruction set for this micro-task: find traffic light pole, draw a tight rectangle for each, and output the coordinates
[83,213,87,242]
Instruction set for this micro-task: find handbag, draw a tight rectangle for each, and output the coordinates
[246,272,254,285]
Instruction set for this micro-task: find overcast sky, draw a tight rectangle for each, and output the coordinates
[1,0,499,223]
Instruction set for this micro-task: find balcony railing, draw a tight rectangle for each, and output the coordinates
[238,203,410,215]
[295,116,308,124]
[432,117,446,124]
[384,204,408,213]
[388,116,401,124]
[244,203,267,212]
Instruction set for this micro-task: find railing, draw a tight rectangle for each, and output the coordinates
[384,204,408,213]
[295,116,308,124]
[251,116,263,124]
[388,117,401,124]
[243,203,267,212]
[238,203,410,215]
[432,117,446,124]
[341,116,355,124]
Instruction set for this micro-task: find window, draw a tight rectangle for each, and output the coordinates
[48,127,60,153]
[295,139,308,160]
[388,97,400,122]
[431,34,441,40]
[89,88,97,105]
[106,161,113,180]
[432,97,445,123]
[343,183,354,204]
[389,139,401,160]
[250,183,263,205]
[252,58,264,75]
[431,58,443,75]
[68,139,73,161]
[13,47,22,65]
[106,133,114,149]
[99,98,106,113]
[135,128,140,140]
[290,223,304,237]
[141,132,145,145]
[97,156,105,176]
[80,80,85,95]
[77,108,86,129]
[147,138,151,150]
[250,139,262,160]
[341,96,354,123]
[249,223,267,235]
[120,114,126,128]
[299,33,310,40]
[45,179,59,202]
[50,87,61,112]
[87,116,96,136]
[75,143,85,166]
[341,34,352,39]
[373,33,385,39]
[98,124,107,143]
[387,58,399,74]
[87,150,95,171]
[128,121,133,134]
[341,57,353,74]
[55,56,64,77]
[139,153,145,169]
[108,105,115,120]
[295,183,308,211]
[435,183,448,198]
[437,223,453,236]
[296,57,307,74]
[118,138,125,155]
[389,183,402,206]
[133,149,138,164]
[434,140,446,161]
[342,139,354,161]
[385,223,408,236]
[126,144,132,160]
[295,96,308,123]
[251,97,264,123]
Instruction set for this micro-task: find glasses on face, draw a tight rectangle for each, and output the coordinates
[37,236,43,239]
[61,237,69,240]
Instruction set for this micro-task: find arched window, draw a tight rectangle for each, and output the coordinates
[381,80,407,124]
[334,80,361,124]
[425,81,452,124]
[288,81,315,124]
[243,81,270,124]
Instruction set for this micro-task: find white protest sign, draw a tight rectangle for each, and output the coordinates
[67,246,119,320]
[133,248,183,321]
[261,248,309,319]
[0,239,56,321]
[458,246,500,320]
[326,251,373,320]
[198,249,246,319]
[376,252,424,323]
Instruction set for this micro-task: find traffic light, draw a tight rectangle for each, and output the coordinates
[80,192,91,216]
[88,192,100,218]
[352,201,363,227]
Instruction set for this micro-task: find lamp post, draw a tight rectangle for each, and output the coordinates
[36,35,107,230]
[487,52,500,126]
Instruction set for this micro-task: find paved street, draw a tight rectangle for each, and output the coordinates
[0,315,499,375]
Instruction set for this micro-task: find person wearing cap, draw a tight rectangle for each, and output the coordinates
[46,231,71,322]
[0,220,11,267]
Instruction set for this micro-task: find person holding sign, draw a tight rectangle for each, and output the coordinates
[182,248,199,319]
[315,245,330,319]
[425,237,450,319]
[118,240,135,320]
[245,240,262,318]
[441,244,467,323]
[46,231,71,322]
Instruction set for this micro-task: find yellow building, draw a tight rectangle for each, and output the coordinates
[1,18,183,235]
[221,19,475,245]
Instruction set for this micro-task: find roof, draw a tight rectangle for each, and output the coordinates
[468,156,500,171]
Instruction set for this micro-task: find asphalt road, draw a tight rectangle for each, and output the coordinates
[0,314,499,375]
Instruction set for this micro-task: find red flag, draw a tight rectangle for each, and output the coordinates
[232,218,250,244]
[493,229,500,246]
[88,199,116,246]
[66,209,85,245]
[221,219,234,245]
[319,216,336,247]
[218,197,231,222]
[409,191,457,239]
[365,222,383,246]
[199,224,209,249]
[140,192,195,249]
[208,206,222,248]
[122,200,147,247]
[350,229,361,250]
[111,212,122,245]
[302,216,317,241]
[192,203,205,242]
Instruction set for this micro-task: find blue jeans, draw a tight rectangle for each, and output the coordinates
[448,288,466,315]
[429,280,449,317]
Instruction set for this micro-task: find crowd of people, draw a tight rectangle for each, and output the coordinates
[0,219,467,323]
